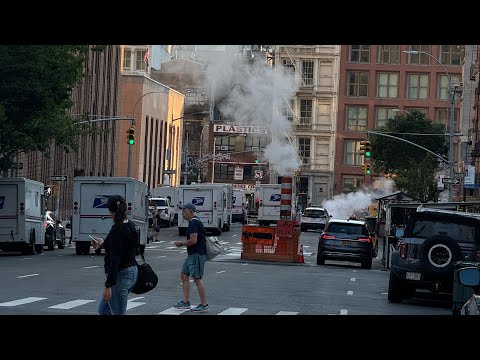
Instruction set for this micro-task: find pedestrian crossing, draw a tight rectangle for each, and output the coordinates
[0,296,302,315]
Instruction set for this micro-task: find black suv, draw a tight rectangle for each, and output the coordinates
[388,207,480,303]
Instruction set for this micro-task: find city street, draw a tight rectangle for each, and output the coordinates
[0,222,452,315]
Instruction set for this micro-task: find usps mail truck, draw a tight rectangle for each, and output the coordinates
[72,177,149,255]
[0,177,46,254]
[177,183,232,236]
[232,189,247,224]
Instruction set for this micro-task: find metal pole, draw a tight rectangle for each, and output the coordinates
[183,132,188,185]
[128,141,132,177]
[211,137,216,184]
[56,182,61,219]
[448,90,455,202]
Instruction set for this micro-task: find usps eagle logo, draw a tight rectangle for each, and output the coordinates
[270,194,281,202]
[191,197,205,206]
[93,195,113,208]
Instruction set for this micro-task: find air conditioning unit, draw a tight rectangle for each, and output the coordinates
[220,146,229,150]
[251,147,259,151]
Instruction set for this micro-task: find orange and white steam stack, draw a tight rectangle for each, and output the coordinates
[280,176,293,221]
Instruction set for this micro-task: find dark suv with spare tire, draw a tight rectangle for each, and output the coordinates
[388,207,480,303]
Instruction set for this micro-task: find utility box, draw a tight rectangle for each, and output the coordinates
[0,177,46,254]
[72,177,149,255]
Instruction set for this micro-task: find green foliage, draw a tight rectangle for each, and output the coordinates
[0,45,95,171]
[371,110,447,202]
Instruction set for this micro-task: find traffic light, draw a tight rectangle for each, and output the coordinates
[364,140,371,158]
[361,164,367,173]
[255,153,259,164]
[359,140,366,155]
[127,127,135,145]
[365,163,371,174]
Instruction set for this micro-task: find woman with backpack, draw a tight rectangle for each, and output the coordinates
[91,195,139,315]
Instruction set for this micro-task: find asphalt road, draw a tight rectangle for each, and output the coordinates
[0,222,452,315]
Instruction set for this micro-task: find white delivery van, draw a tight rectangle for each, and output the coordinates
[72,177,149,255]
[0,177,45,254]
[148,196,175,227]
[232,189,247,224]
[150,186,179,224]
[257,184,282,226]
[177,183,232,236]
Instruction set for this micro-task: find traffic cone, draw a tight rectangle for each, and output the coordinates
[297,244,304,263]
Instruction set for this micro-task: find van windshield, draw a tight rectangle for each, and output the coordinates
[150,199,167,207]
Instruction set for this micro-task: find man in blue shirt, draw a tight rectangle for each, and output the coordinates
[173,203,209,312]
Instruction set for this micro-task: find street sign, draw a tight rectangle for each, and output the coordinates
[442,178,460,185]
[11,162,23,169]
[255,170,263,179]
[51,175,67,181]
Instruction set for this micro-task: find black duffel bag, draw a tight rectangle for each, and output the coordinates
[132,252,158,294]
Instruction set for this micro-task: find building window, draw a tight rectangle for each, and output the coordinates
[377,72,399,98]
[245,136,268,151]
[136,50,147,71]
[215,136,237,151]
[185,88,208,106]
[123,49,131,70]
[377,45,400,64]
[343,176,364,193]
[282,58,295,77]
[440,45,464,66]
[302,60,314,86]
[349,45,370,63]
[215,164,234,180]
[435,108,460,132]
[407,73,429,99]
[298,137,311,164]
[282,99,294,122]
[346,106,368,131]
[437,74,462,100]
[243,166,256,180]
[300,99,312,124]
[407,45,432,65]
[344,140,364,166]
[375,107,396,128]
[347,71,369,97]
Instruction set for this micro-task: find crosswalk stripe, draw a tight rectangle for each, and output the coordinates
[217,307,248,315]
[158,307,191,315]
[48,300,96,309]
[340,309,348,315]
[276,311,299,315]
[0,297,47,307]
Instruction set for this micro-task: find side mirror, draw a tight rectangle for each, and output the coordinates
[458,267,480,287]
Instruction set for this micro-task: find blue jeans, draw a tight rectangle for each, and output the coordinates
[98,265,138,315]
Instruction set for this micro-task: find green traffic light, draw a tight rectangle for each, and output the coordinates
[366,169,371,174]
[365,151,371,157]
[128,138,135,145]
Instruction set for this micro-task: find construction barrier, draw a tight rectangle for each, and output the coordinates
[241,221,304,263]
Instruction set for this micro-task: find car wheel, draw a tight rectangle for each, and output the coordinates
[58,233,65,249]
[388,271,405,303]
[418,234,461,274]
[75,243,82,255]
[48,230,56,251]
[316,253,325,265]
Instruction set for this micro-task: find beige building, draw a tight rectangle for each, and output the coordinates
[274,45,340,208]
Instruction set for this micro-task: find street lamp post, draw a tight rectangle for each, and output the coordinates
[169,111,209,185]
[198,124,210,182]
[403,50,457,202]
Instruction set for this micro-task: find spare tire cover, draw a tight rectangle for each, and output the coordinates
[418,234,462,274]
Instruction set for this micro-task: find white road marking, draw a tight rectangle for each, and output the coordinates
[241,263,248,265]
[218,307,248,315]
[165,246,177,249]
[17,273,39,278]
[20,258,34,260]
[302,245,310,248]
[220,241,229,245]
[169,234,174,236]
[216,270,226,274]
[347,291,353,295]
[340,309,348,315]
[0,297,47,306]
[127,298,146,310]
[129,297,145,302]
[158,307,190,315]
[276,311,298,315]
[156,255,166,258]
[236,242,243,245]
[232,234,237,237]
[350,278,356,282]
[48,299,95,309]
[381,292,388,295]
[83,265,100,269]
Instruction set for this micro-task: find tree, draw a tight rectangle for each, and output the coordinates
[370,110,447,202]
[0,45,94,172]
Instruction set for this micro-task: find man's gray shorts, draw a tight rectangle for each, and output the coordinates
[181,253,207,279]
